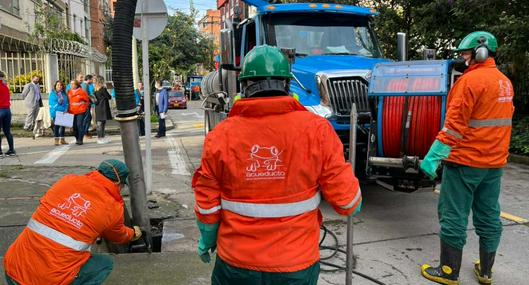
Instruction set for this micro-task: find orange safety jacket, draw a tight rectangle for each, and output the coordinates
[193,96,362,273]
[437,58,515,168]
[68,87,90,115]
[4,171,134,285]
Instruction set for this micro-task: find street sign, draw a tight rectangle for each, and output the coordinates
[133,0,168,41]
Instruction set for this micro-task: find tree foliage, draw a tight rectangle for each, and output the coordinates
[143,11,216,82]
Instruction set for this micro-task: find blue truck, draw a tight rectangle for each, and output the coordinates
[201,0,460,191]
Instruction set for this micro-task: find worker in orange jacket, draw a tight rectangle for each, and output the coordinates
[420,32,514,285]
[68,80,90,145]
[4,159,142,285]
[193,45,362,285]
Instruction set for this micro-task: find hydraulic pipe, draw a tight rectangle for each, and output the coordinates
[112,0,152,250]
[368,156,422,169]
[346,103,358,285]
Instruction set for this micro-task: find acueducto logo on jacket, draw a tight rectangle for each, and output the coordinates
[246,145,286,180]
[49,193,92,229]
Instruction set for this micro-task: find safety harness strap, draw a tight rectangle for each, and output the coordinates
[222,192,321,218]
[27,219,92,252]
[469,118,512,128]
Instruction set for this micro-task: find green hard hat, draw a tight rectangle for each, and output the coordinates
[239,45,293,81]
[455,31,498,52]
[97,159,129,185]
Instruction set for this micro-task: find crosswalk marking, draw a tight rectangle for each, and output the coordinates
[165,137,190,176]
[34,143,73,165]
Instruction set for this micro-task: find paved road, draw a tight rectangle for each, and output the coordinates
[1,100,528,285]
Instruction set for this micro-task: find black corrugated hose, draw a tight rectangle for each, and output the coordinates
[320,225,387,285]
[112,0,138,117]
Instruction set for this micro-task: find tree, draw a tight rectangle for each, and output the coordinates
[143,11,216,82]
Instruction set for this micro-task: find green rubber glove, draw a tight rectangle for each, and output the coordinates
[420,140,452,180]
[197,221,219,264]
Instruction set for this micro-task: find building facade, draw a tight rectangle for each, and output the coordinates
[217,0,247,27]
[198,9,221,48]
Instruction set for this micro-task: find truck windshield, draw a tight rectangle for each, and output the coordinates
[263,13,381,58]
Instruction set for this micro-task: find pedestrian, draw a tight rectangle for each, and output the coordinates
[94,75,112,144]
[155,80,169,138]
[21,75,42,131]
[420,31,514,285]
[135,82,145,137]
[68,80,90,145]
[66,73,84,93]
[0,71,15,157]
[81,74,96,139]
[3,159,143,285]
[49,80,69,146]
[193,46,362,285]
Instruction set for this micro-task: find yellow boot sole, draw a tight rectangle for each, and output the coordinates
[474,261,493,284]
[421,264,460,285]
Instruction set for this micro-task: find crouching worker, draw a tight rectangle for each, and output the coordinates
[4,159,143,285]
[193,45,362,285]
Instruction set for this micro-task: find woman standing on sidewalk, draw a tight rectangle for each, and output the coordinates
[94,75,112,144]
[0,71,15,157]
[68,80,90,145]
[49,80,69,146]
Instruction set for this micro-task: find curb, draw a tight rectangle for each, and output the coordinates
[508,154,529,166]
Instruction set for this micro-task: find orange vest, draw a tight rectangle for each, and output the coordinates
[4,171,134,285]
[437,58,514,168]
[193,96,361,273]
[68,88,89,115]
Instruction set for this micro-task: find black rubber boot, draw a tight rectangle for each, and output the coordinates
[474,250,496,284]
[421,241,462,285]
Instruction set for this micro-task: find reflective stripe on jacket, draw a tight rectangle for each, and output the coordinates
[67,88,90,115]
[4,171,134,285]
[193,96,361,273]
[437,58,514,168]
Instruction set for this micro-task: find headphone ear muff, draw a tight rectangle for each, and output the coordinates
[474,36,489,63]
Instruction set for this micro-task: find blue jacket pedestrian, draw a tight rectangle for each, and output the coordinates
[157,88,169,115]
[49,88,69,121]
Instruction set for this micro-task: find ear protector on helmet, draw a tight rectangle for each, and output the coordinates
[474,36,489,63]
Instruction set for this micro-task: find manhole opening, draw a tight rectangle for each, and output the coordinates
[128,218,164,253]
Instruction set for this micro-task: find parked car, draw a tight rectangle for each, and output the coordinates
[168,90,187,109]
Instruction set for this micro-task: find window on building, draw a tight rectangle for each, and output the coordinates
[80,19,84,36]
[73,14,78,33]
[0,0,20,16]
[84,0,88,13]
[84,17,89,39]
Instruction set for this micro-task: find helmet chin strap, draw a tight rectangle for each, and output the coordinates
[102,161,121,185]
[243,79,289,98]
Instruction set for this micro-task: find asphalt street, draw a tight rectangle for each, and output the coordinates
[1,100,528,285]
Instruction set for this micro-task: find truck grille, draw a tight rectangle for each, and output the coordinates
[325,77,369,116]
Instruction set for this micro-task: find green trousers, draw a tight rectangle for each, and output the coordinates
[5,254,113,285]
[438,164,503,252]
[212,257,320,285]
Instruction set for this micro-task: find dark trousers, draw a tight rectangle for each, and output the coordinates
[83,107,92,135]
[157,118,166,137]
[439,164,503,252]
[5,254,113,285]
[53,124,65,138]
[0,108,14,152]
[138,118,145,136]
[73,113,86,143]
[212,257,320,285]
[97,121,106,138]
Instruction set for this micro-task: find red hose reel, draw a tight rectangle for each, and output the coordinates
[381,96,442,158]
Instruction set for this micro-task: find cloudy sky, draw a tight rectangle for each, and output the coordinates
[164,0,217,18]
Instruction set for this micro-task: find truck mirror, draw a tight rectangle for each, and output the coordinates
[221,29,235,67]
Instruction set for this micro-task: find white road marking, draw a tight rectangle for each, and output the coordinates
[34,143,73,165]
[165,137,190,176]
[181,112,204,119]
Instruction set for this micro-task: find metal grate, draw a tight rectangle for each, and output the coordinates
[326,77,369,116]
